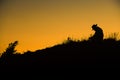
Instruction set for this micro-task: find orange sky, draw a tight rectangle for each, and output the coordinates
[0,0,120,54]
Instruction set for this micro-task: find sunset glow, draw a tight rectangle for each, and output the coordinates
[0,0,120,54]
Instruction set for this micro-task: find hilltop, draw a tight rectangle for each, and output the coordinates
[0,37,120,69]
[1,24,120,69]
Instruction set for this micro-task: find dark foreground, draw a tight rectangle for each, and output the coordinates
[0,39,120,70]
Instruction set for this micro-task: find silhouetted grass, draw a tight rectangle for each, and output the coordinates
[0,34,120,69]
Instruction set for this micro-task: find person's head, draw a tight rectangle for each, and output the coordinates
[92,24,98,31]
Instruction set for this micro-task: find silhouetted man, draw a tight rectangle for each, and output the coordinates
[89,24,104,42]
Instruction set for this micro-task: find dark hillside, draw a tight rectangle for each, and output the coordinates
[0,38,120,69]
[1,25,120,69]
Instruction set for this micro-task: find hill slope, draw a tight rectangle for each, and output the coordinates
[0,38,120,69]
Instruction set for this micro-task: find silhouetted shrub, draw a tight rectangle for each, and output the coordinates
[2,41,18,55]
[0,41,18,65]
[63,37,74,44]
[107,32,119,40]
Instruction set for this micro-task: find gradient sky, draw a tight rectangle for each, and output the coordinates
[0,0,120,54]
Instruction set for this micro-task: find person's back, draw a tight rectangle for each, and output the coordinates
[89,24,104,42]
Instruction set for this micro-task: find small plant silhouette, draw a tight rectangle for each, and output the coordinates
[0,41,18,65]
[3,41,18,55]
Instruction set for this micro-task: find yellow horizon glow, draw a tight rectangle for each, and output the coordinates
[0,0,120,54]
